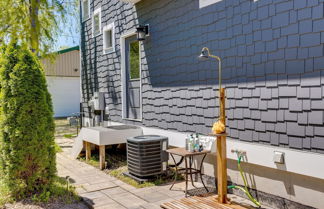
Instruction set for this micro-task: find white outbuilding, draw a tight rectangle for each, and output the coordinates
[42,46,80,117]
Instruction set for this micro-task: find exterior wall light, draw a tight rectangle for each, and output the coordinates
[136,24,149,41]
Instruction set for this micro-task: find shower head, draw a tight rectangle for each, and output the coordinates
[198,47,210,60]
[197,47,222,91]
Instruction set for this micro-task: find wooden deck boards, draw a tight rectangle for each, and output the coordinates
[160,194,253,209]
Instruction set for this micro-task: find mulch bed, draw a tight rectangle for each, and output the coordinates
[2,199,88,209]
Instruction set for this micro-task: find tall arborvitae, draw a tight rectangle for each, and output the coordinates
[0,41,55,198]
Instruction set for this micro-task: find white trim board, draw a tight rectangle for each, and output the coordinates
[225,139,324,180]
[199,0,222,8]
[199,0,259,9]
[101,120,324,180]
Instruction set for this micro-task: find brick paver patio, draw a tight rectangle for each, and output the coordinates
[56,137,270,209]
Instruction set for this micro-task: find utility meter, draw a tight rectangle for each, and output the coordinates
[88,92,105,111]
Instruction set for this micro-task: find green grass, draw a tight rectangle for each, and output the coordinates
[0,176,12,206]
[79,151,183,189]
[54,143,63,153]
[54,118,79,138]
[63,133,77,139]
[79,155,100,168]
[30,176,80,203]
[0,175,80,207]
[108,165,164,188]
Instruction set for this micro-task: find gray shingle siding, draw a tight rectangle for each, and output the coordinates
[81,0,324,153]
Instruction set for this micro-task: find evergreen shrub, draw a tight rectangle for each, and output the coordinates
[0,41,56,198]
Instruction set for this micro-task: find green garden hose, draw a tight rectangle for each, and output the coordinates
[228,154,261,207]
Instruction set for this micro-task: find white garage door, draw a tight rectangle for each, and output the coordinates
[46,76,80,117]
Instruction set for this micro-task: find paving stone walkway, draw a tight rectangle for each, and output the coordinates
[56,137,189,209]
[56,137,269,209]
[57,151,187,209]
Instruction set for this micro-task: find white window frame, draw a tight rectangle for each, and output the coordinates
[92,7,101,37]
[103,22,115,54]
[82,0,90,21]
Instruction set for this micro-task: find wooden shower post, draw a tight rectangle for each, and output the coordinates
[217,88,227,204]
[219,88,226,126]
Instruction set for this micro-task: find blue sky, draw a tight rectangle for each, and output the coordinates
[55,28,79,50]
[54,3,80,51]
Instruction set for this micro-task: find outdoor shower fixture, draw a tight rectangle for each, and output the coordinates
[198,47,225,131]
[198,47,222,91]
[198,47,228,204]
